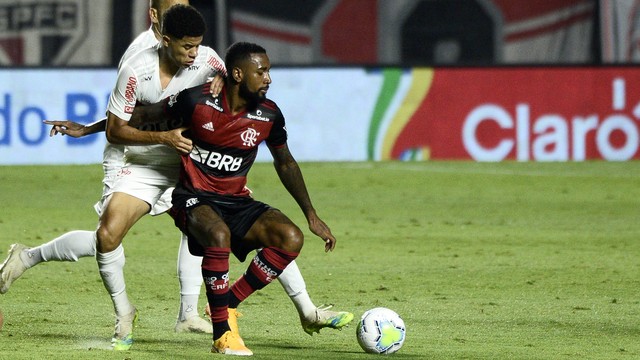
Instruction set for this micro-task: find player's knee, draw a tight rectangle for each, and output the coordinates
[203,226,231,248]
[95,225,122,253]
[281,225,304,253]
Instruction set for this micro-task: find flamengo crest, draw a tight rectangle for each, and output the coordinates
[241,128,260,147]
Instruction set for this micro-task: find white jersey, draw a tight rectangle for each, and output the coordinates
[102,28,158,182]
[107,44,225,168]
[96,28,159,215]
[118,28,158,69]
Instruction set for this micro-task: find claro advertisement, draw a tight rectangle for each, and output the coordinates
[1,67,640,165]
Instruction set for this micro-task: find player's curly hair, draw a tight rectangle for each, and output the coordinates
[225,42,267,70]
[162,4,206,39]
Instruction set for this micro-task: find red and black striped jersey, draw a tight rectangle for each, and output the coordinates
[164,83,287,196]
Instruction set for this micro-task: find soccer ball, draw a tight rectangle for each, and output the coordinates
[356,307,406,354]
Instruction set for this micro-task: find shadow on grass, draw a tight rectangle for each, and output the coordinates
[251,341,424,358]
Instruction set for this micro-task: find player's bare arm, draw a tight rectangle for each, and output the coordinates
[43,118,106,138]
[269,143,337,252]
[106,112,192,154]
[44,96,181,138]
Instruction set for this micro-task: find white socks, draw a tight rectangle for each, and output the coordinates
[277,259,317,318]
[177,233,203,321]
[20,230,96,268]
[97,243,134,317]
[20,230,318,321]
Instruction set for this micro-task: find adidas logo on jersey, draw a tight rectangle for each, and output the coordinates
[202,122,215,131]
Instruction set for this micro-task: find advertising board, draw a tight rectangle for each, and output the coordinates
[2,66,639,165]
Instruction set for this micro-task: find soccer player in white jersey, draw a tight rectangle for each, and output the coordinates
[0,0,353,350]
[0,0,218,333]
[0,0,219,336]
[98,4,226,350]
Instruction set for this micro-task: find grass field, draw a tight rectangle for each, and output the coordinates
[0,161,638,359]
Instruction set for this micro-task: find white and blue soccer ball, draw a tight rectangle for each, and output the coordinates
[356,307,406,354]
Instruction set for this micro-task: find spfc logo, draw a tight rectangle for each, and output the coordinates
[0,0,87,65]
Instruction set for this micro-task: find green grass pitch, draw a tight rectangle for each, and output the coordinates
[0,161,638,359]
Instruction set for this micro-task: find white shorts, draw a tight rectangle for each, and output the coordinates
[98,164,179,216]
[150,187,174,216]
[94,181,173,216]
[93,180,115,217]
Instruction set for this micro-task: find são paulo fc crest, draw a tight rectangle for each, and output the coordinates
[0,1,87,65]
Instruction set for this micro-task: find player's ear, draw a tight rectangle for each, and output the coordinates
[149,8,159,25]
[232,67,243,83]
[162,35,171,47]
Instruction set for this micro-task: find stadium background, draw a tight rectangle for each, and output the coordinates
[1,0,640,164]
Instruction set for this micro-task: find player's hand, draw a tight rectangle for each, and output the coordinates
[308,214,336,252]
[209,73,224,97]
[164,127,193,155]
[43,120,86,137]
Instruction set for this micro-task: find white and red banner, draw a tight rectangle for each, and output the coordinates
[0,0,607,66]
[490,0,595,63]
[231,0,596,65]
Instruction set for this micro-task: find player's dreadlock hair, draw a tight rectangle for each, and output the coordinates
[162,4,206,39]
[225,42,267,71]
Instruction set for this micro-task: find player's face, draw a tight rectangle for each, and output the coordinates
[239,53,272,102]
[165,35,203,68]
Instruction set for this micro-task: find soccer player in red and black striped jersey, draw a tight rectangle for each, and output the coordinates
[133,42,337,355]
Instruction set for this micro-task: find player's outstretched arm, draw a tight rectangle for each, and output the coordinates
[269,144,337,252]
[43,118,106,138]
[44,98,176,139]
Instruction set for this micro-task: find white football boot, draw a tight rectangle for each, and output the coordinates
[112,307,139,351]
[0,244,29,294]
[301,304,355,335]
[175,315,212,334]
